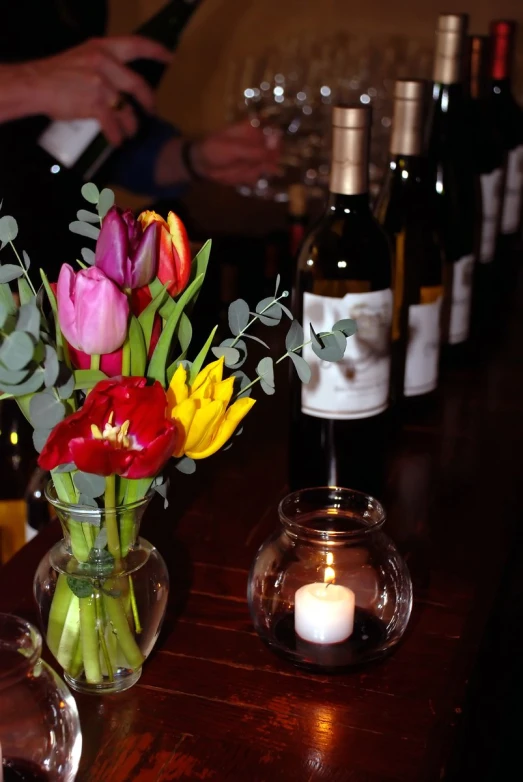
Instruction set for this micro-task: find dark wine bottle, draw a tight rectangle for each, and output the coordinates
[289,106,393,497]
[465,35,505,265]
[426,13,477,350]
[38,0,201,180]
[375,80,443,403]
[488,20,523,242]
[288,183,308,259]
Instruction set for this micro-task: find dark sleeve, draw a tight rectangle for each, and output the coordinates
[108,116,188,199]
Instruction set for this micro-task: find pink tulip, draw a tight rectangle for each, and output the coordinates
[95,207,159,289]
[57,264,129,355]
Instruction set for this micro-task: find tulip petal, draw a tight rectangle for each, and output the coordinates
[170,398,197,458]
[94,207,128,287]
[75,268,129,355]
[184,399,226,453]
[192,357,224,393]
[70,437,132,476]
[166,212,191,296]
[130,221,160,289]
[137,210,169,231]
[212,377,235,406]
[166,364,189,413]
[123,424,180,479]
[187,398,256,460]
[56,264,80,350]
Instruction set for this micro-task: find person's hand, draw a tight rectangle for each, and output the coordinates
[25,37,171,146]
[189,120,282,186]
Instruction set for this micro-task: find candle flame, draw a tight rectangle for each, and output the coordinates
[326,552,334,566]
[324,566,335,584]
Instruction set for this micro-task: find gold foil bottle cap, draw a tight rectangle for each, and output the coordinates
[433,13,468,85]
[390,80,426,156]
[330,105,370,196]
[466,35,489,99]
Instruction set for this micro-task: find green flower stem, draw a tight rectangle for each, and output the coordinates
[120,477,152,556]
[90,354,100,371]
[51,471,78,504]
[104,475,121,563]
[79,595,102,684]
[121,339,131,376]
[9,240,37,295]
[55,595,80,672]
[68,521,91,562]
[128,576,142,634]
[94,590,113,681]
[103,592,144,670]
[46,574,75,657]
[68,634,84,679]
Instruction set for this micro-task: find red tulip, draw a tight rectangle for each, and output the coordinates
[137,211,191,298]
[38,377,180,479]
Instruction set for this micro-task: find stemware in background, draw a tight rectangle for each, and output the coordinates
[0,614,81,781]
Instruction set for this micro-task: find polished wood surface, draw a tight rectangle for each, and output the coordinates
[1,273,522,781]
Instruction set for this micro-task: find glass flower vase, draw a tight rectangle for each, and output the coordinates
[33,486,169,695]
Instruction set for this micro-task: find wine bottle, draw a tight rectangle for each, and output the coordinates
[0,400,34,562]
[488,20,523,242]
[289,106,393,497]
[288,183,308,259]
[465,35,505,265]
[376,80,443,403]
[426,13,477,350]
[38,0,201,180]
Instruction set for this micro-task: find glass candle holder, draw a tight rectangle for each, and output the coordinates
[247,487,412,671]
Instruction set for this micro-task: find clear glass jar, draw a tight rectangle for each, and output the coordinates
[0,613,82,781]
[33,486,169,695]
[247,487,412,671]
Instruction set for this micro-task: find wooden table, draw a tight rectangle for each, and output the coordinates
[1,276,523,781]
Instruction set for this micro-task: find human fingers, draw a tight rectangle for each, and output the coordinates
[98,55,156,113]
[102,35,172,65]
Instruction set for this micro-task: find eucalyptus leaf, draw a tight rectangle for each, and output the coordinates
[175,456,196,475]
[32,428,52,453]
[76,209,100,224]
[17,301,40,340]
[211,346,240,366]
[278,301,294,320]
[56,368,75,400]
[274,273,281,297]
[242,333,270,349]
[310,323,321,347]
[0,300,6,328]
[93,527,108,550]
[0,283,16,317]
[0,215,18,243]
[30,390,65,429]
[0,365,28,385]
[17,277,34,306]
[235,426,244,436]
[0,265,24,283]
[67,576,93,599]
[311,331,347,362]
[256,356,275,388]
[43,345,59,388]
[332,318,357,338]
[22,250,31,270]
[77,495,100,510]
[219,338,247,369]
[1,367,44,396]
[69,221,100,241]
[289,351,312,383]
[154,477,170,510]
[80,247,95,266]
[285,320,304,352]
[74,472,106,498]
[0,331,34,370]
[228,298,250,336]
[256,297,282,326]
[260,379,276,395]
[53,462,76,473]
[232,370,252,399]
[81,182,99,204]
[97,188,115,219]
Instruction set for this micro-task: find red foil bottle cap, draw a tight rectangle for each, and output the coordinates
[489,19,516,80]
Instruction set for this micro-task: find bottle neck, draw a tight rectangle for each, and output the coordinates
[490,26,514,82]
[326,192,370,215]
[329,123,369,196]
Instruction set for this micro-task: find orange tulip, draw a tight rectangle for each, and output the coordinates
[138,210,191,297]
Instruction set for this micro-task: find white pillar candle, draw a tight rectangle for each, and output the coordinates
[295,582,355,644]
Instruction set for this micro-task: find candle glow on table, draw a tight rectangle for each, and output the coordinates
[294,563,356,645]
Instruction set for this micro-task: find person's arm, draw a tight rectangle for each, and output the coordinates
[0,63,39,123]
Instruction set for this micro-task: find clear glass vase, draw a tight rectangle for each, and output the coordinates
[247,487,413,672]
[0,613,82,781]
[33,486,169,695]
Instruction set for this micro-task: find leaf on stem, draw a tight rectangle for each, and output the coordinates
[69,221,100,241]
[211,345,240,366]
[17,300,41,340]
[175,456,196,475]
[33,428,53,453]
[333,318,357,338]
[97,188,115,219]
[76,209,100,224]
[0,215,18,243]
[311,331,347,362]
[228,298,250,336]
[0,265,24,283]
[43,345,60,388]
[289,351,312,383]
[0,331,34,369]
[22,251,31,270]
[256,297,282,326]
[232,370,252,398]
[56,366,75,399]
[274,273,281,297]
[81,182,100,205]
[73,472,106,498]
[256,356,275,388]
[285,320,304,351]
[30,389,65,429]
[80,248,95,266]
[17,277,34,306]
[216,337,247,369]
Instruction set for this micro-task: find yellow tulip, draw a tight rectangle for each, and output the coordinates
[166,357,255,460]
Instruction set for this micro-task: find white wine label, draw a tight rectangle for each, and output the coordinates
[448,254,474,345]
[501,144,523,235]
[38,119,101,168]
[301,289,393,420]
[405,296,442,397]
[479,167,503,263]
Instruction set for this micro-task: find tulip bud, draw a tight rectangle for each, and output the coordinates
[138,210,191,297]
[57,265,129,356]
[95,207,159,289]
